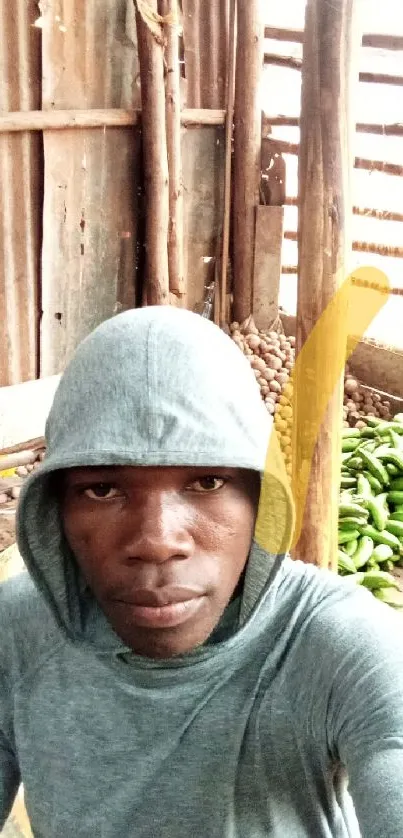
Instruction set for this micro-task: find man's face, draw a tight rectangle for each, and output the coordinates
[61,466,260,658]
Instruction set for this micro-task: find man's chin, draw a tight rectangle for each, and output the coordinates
[103,602,219,660]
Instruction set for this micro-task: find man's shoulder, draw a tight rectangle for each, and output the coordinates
[0,571,64,678]
[280,556,403,661]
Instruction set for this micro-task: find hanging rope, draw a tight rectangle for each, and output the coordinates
[134,0,176,46]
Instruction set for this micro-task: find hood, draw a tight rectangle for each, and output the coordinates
[16,307,294,649]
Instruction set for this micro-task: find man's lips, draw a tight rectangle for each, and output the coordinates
[109,587,206,629]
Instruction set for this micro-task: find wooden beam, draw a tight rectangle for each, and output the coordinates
[220,0,237,326]
[285,196,403,223]
[266,138,403,178]
[135,1,170,305]
[263,114,403,137]
[284,230,403,258]
[0,108,226,133]
[232,0,264,322]
[264,25,403,51]
[264,52,403,87]
[161,0,185,297]
[292,0,361,571]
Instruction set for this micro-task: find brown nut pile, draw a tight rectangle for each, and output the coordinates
[0,450,45,506]
[343,368,391,428]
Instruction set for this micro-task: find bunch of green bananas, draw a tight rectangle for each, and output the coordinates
[338,414,403,609]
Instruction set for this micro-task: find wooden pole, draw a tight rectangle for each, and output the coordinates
[262,137,403,178]
[160,0,185,298]
[264,25,403,51]
[263,52,403,88]
[292,0,361,571]
[263,114,403,137]
[220,0,236,326]
[135,1,170,305]
[284,230,403,258]
[232,0,264,322]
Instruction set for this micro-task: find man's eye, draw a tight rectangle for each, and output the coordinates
[82,484,121,500]
[189,476,226,493]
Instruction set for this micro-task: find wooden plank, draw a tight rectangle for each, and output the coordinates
[292,0,361,571]
[253,206,284,330]
[0,377,60,451]
[182,127,224,312]
[264,25,403,51]
[39,0,140,376]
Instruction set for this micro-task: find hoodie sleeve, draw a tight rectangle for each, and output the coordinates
[323,588,403,838]
[0,666,20,827]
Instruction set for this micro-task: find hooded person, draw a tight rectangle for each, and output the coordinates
[0,306,402,837]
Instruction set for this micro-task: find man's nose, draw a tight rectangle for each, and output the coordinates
[121,492,194,564]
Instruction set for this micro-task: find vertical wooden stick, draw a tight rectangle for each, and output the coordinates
[220,0,236,325]
[160,0,185,298]
[135,1,170,305]
[292,0,361,570]
[232,0,264,322]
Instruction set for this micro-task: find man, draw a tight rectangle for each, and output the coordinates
[0,306,402,837]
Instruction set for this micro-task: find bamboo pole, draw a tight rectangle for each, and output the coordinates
[220,0,236,326]
[0,438,45,457]
[232,0,264,322]
[292,0,361,571]
[0,108,401,139]
[160,0,185,297]
[285,196,403,222]
[182,0,201,108]
[135,1,170,305]
[263,114,403,137]
[263,52,403,87]
[264,137,403,178]
[264,25,403,51]
[284,230,403,258]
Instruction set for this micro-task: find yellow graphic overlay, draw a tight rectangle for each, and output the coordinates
[255,267,390,556]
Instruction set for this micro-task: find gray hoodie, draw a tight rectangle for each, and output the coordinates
[0,306,402,837]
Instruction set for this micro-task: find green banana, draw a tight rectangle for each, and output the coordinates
[360,570,399,591]
[338,550,357,575]
[344,538,359,557]
[385,519,403,539]
[357,524,401,551]
[339,503,368,519]
[387,491,403,505]
[370,544,394,563]
[356,474,372,498]
[342,428,361,439]
[373,588,403,609]
[352,536,374,569]
[363,470,383,494]
[338,529,361,545]
[359,449,390,487]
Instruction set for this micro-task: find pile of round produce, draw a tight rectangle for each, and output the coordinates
[229,318,393,478]
[338,416,403,608]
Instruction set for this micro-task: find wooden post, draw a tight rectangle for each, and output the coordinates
[232,0,264,322]
[292,0,361,570]
[220,0,236,326]
[135,1,170,305]
[160,0,185,298]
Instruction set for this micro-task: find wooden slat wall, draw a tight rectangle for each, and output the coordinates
[40,0,141,376]
[0,1,42,386]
